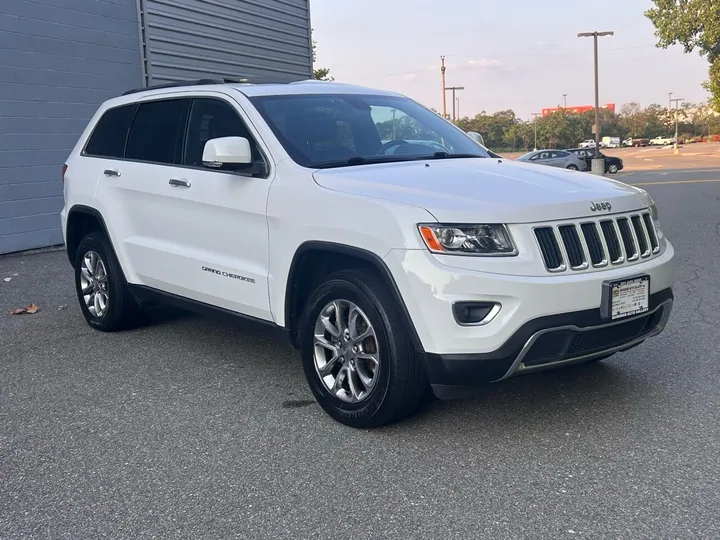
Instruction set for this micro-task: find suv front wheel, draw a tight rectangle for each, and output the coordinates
[298,269,432,428]
[73,232,141,332]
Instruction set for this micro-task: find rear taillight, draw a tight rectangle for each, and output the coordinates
[62,164,67,182]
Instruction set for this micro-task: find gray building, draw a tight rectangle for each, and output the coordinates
[0,0,312,255]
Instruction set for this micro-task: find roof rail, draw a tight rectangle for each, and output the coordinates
[120,76,299,96]
[121,79,224,96]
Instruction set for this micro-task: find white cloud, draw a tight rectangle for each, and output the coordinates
[466,58,503,69]
[402,73,418,80]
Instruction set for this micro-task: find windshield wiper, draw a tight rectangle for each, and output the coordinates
[315,152,486,170]
[315,155,419,169]
[429,152,486,159]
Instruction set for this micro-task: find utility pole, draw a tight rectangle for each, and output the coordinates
[670,97,683,154]
[578,30,614,174]
[532,112,541,150]
[444,86,465,121]
[441,56,447,119]
[563,94,567,109]
[456,97,460,120]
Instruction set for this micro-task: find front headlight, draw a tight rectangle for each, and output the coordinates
[649,200,659,222]
[418,224,517,256]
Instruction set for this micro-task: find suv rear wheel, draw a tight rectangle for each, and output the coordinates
[73,232,142,332]
[298,269,432,428]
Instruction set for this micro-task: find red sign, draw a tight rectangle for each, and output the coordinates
[542,104,616,117]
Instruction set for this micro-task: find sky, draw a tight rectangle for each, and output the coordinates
[309,0,711,119]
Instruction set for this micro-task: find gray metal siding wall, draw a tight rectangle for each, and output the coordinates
[140,0,312,85]
[0,0,142,255]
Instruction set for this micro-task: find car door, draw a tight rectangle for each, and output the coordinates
[162,96,273,320]
[96,94,273,320]
[547,151,567,168]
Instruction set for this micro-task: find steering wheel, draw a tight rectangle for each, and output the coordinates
[378,139,410,155]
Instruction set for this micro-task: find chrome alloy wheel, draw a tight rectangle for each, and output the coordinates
[313,300,380,403]
[80,250,110,318]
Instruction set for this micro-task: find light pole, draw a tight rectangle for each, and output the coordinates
[563,94,567,109]
[670,97,683,154]
[578,30,614,174]
[444,86,465,121]
[532,112,541,150]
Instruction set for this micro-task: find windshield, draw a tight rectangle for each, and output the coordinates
[249,93,489,168]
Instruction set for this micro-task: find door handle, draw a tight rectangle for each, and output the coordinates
[168,178,191,188]
[103,169,121,177]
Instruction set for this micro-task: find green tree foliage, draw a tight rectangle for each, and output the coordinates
[311,32,333,81]
[645,0,720,110]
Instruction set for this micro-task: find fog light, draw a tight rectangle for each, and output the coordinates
[453,302,501,326]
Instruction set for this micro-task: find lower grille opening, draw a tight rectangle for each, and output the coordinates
[521,309,664,367]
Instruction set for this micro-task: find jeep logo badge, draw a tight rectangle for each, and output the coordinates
[590,201,612,212]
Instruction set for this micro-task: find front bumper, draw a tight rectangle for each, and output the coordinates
[383,240,675,399]
[424,289,672,399]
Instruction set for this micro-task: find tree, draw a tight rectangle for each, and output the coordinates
[311,32,333,81]
[645,0,720,110]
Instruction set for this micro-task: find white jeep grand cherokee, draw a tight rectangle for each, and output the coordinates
[60,80,675,428]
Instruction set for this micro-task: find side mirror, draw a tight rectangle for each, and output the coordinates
[466,131,485,146]
[202,136,253,170]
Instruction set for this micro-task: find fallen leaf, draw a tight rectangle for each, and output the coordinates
[10,303,39,315]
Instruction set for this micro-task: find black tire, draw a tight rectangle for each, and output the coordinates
[567,164,578,170]
[298,269,432,429]
[73,232,142,332]
[607,164,619,174]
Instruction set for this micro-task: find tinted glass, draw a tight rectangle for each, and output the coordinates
[183,98,261,167]
[249,93,488,169]
[125,99,189,164]
[84,104,136,158]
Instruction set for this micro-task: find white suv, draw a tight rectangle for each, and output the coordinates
[60,80,675,428]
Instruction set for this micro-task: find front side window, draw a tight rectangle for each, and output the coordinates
[125,99,189,164]
[84,104,136,158]
[183,98,264,169]
[249,93,488,169]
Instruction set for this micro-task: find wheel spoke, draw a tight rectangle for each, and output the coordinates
[319,352,341,377]
[346,367,363,401]
[333,301,346,334]
[320,312,340,339]
[93,292,103,316]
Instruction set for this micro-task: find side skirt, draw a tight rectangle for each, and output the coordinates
[129,284,293,346]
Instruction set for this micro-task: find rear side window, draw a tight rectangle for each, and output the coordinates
[125,99,189,165]
[84,104,136,158]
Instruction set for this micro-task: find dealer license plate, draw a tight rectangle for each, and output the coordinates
[608,276,650,320]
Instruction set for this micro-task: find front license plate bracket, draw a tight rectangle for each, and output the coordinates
[600,275,650,322]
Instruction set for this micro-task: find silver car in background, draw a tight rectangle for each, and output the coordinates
[516,149,588,171]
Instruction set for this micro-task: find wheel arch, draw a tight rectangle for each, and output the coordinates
[284,241,424,353]
[65,205,115,265]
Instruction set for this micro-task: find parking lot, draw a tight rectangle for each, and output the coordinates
[2,166,719,539]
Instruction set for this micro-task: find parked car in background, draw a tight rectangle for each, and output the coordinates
[601,136,621,148]
[578,139,596,149]
[516,149,588,171]
[622,138,649,147]
[650,136,674,146]
[567,148,624,174]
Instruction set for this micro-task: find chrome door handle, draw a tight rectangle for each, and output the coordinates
[103,169,121,177]
[168,178,191,188]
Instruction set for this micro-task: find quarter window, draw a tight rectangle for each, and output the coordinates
[125,99,189,165]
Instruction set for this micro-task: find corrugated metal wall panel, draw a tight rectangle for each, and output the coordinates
[0,0,142,255]
[140,0,312,84]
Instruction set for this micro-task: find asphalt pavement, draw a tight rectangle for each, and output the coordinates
[2,167,719,539]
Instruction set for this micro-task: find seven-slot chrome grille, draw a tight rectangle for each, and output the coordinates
[534,211,660,272]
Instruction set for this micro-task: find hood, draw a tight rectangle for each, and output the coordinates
[312,158,650,223]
